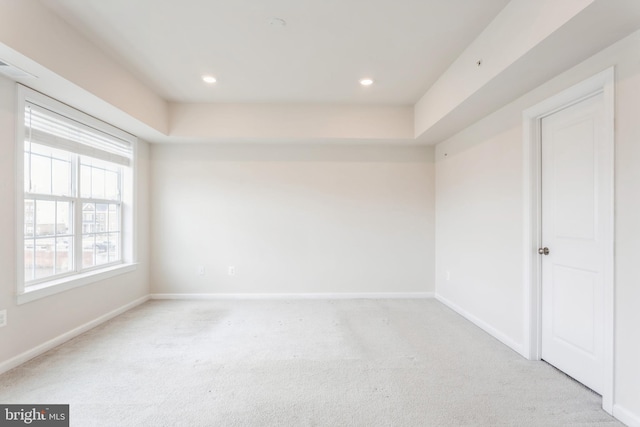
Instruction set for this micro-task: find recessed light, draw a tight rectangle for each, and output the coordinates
[202,75,217,84]
[360,78,374,86]
[270,17,287,27]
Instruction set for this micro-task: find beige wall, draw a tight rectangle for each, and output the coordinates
[150,144,435,295]
[0,75,150,366]
[434,30,640,419]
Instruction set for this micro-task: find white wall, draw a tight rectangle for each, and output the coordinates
[0,75,150,368]
[150,144,435,295]
[435,31,640,421]
[435,124,523,348]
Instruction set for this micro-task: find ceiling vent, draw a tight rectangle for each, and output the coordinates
[0,60,37,79]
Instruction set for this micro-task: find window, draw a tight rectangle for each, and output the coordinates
[17,86,136,303]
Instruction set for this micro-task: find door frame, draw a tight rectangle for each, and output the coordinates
[522,67,615,413]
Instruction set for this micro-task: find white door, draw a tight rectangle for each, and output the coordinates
[540,92,609,394]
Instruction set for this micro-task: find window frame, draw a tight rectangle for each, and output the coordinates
[16,85,138,305]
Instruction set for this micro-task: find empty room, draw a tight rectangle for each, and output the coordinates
[0,0,639,425]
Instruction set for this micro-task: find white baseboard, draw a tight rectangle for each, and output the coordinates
[151,292,435,300]
[435,293,526,357]
[614,404,640,427]
[0,295,149,376]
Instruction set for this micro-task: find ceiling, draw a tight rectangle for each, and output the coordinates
[39,0,510,105]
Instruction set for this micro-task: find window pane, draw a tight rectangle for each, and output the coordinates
[31,155,51,194]
[96,204,108,232]
[95,233,110,266]
[34,238,55,279]
[56,237,72,274]
[24,200,35,237]
[35,200,56,237]
[82,235,96,268]
[107,232,120,263]
[95,233,109,253]
[108,204,119,232]
[31,143,53,157]
[56,202,72,235]
[24,240,35,282]
[80,165,92,198]
[82,203,95,234]
[92,167,105,199]
[105,170,119,200]
[52,158,72,196]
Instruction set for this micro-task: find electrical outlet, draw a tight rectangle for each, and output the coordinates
[446,270,451,281]
[0,310,6,328]
[228,266,236,276]
[197,266,205,276]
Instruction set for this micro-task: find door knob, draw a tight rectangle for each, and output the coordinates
[538,247,550,255]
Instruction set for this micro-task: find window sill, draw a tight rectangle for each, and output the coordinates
[17,263,138,305]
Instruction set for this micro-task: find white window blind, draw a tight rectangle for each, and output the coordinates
[25,102,132,166]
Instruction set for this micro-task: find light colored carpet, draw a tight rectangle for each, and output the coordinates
[0,299,622,426]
